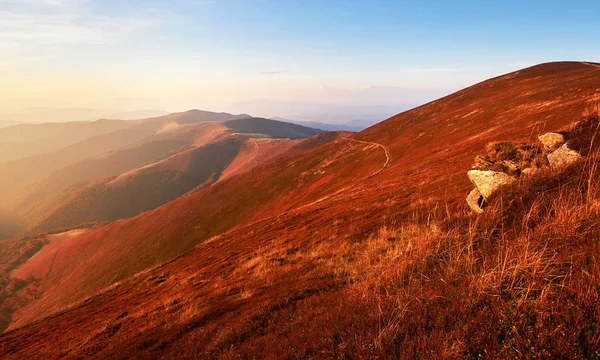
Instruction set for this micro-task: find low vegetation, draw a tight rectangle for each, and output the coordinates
[0,235,47,331]
[128,140,600,358]
[475,141,546,175]
[301,110,600,358]
[201,110,600,358]
[2,64,600,358]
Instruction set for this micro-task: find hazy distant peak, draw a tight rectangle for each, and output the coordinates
[163,109,253,125]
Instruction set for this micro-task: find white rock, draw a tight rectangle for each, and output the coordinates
[467,170,516,199]
[466,187,485,214]
[538,132,565,151]
[547,143,581,169]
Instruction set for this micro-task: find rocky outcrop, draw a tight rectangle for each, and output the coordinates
[466,129,583,214]
[466,188,485,214]
[547,143,581,169]
[467,170,515,199]
[538,132,565,151]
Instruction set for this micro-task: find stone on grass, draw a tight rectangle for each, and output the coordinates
[547,143,581,169]
[466,187,485,214]
[467,169,516,199]
[538,132,565,151]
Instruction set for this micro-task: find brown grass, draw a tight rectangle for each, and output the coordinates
[5,153,600,358]
[332,150,600,358]
[474,141,546,175]
[563,102,600,155]
[206,142,600,357]
[4,62,600,359]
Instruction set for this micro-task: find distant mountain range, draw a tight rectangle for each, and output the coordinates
[272,117,367,132]
[0,106,394,132]
[217,100,417,131]
[0,110,323,238]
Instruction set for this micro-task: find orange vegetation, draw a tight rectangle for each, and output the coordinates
[2,62,600,358]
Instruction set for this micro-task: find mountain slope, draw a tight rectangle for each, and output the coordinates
[0,110,250,210]
[16,117,322,233]
[223,117,323,138]
[3,62,600,358]
[7,131,373,329]
[28,136,258,232]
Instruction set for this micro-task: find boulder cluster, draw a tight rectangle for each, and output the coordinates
[466,131,581,214]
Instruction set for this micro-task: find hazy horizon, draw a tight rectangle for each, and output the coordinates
[3,0,598,116]
[4,1,600,357]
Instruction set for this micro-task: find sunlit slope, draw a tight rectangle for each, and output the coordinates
[0,110,248,210]
[3,62,600,358]
[8,132,374,329]
[16,118,321,233]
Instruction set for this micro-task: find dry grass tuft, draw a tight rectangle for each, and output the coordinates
[278,112,600,358]
[475,141,546,175]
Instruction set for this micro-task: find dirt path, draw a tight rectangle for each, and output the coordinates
[293,138,390,209]
[42,246,63,288]
[220,136,392,236]
[295,138,390,208]
[274,137,390,215]
[346,138,391,178]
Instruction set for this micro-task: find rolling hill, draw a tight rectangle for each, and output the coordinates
[26,135,321,233]
[2,62,600,358]
[0,110,253,206]
[0,111,253,217]
[7,113,322,234]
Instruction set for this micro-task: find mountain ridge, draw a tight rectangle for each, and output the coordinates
[3,62,600,358]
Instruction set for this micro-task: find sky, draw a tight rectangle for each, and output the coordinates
[1,0,599,117]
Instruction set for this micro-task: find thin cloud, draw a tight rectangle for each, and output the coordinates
[259,70,287,75]
[410,68,464,73]
[0,1,157,65]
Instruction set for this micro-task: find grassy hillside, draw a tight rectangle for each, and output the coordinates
[2,63,600,358]
[7,153,600,357]
[0,234,47,331]
[7,133,382,330]
[0,110,249,210]
[17,139,191,224]
[29,137,243,232]
[15,118,322,233]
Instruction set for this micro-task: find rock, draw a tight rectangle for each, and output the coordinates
[467,170,516,199]
[538,132,565,151]
[466,188,485,214]
[547,143,581,169]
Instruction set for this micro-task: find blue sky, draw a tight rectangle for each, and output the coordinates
[1,0,599,116]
